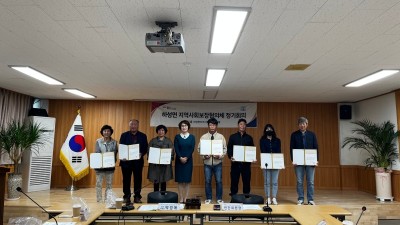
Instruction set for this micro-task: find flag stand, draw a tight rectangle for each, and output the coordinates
[65,178,79,191]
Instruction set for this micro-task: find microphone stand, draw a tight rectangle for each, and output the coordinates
[355,206,367,225]
[16,187,58,225]
[263,163,272,223]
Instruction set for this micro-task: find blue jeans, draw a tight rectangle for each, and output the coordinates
[294,165,315,201]
[204,163,223,200]
[262,169,279,198]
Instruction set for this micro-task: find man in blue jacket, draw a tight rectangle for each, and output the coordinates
[290,117,318,206]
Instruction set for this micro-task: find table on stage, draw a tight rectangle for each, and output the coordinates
[197,204,351,225]
[45,203,351,225]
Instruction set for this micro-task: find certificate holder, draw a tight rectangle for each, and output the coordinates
[233,145,256,162]
[118,144,140,160]
[90,152,115,169]
[200,139,223,155]
[148,147,172,165]
[292,149,317,166]
[260,153,285,169]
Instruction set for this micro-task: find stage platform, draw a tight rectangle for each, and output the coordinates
[3,187,400,225]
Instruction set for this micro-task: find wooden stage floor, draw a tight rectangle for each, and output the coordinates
[3,187,400,225]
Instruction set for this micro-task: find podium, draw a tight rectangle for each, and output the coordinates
[147,191,178,203]
[0,167,10,223]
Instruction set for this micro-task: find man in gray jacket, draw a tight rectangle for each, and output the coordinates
[198,117,227,204]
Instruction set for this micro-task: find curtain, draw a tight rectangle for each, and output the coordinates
[0,88,33,164]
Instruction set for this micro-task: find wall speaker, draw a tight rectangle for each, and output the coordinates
[340,105,352,120]
[28,108,48,117]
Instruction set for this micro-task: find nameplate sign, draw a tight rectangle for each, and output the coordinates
[221,203,243,211]
[158,203,181,211]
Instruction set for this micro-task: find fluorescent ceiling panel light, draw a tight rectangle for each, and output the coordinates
[9,66,64,85]
[206,69,226,87]
[344,70,399,87]
[63,89,96,99]
[210,7,251,53]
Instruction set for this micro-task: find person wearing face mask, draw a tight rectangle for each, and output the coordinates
[260,124,281,205]
[290,117,318,205]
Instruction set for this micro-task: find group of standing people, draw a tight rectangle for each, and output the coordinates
[93,116,318,206]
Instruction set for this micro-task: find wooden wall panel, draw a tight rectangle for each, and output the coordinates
[48,100,341,189]
[340,165,359,190]
[357,167,376,195]
[392,170,400,201]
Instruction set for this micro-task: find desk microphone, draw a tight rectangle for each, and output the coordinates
[265,163,268,169]
[16,187,58,225]
[355,206,366,225]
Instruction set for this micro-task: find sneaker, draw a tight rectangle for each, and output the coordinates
[308,200,316,205]
[217,200,224,204]
[204,199,211,204]
[272,198,278,205]
[297,200,304,205]
[134,197,142,203]
[266,198,271,205]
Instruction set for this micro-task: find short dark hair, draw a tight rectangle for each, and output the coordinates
[238,118,247,124]
[178,120,191,130]
[100,125,113,136]
[156,124,168,134]
[207,117,218,125]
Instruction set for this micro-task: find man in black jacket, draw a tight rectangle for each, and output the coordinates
[227,118,255,196]
[119,119,148,204]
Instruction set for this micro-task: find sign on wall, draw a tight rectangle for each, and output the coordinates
[150,102,257,128]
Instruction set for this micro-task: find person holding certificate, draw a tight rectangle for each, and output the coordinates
[290,117,318,205]
[174,120,195,203]
[227,118,255,197]
[94,125,118,202]
[147,125,174,192]
[198,118,227,204]
[260,124,281,205]
[119,119,148,204]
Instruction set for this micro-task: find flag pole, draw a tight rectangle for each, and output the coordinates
[65,177,79,191]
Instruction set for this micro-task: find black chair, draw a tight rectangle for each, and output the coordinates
[147,191,178,203]
[230,194,264,204]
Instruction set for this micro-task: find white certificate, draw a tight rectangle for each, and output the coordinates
[260,153,272,169]
[200,140,223,155]
[293,149,317,165]
[305,149,318,165]
[272,153,285,169]
[119,144,140,160]
[90,152,115,169]
[148,147,172,164]
[233,145,256,162]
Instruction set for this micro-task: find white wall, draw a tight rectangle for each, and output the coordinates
[339,93,400,170]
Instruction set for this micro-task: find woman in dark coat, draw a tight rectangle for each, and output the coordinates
[174,120,195,202]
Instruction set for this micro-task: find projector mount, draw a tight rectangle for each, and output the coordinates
[155,21,178,45]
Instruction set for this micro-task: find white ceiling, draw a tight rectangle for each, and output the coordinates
[1,0,400,102]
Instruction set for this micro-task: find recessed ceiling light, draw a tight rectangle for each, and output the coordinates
[344,70,399,87]
[9,66,64,85]
[63,89,96,98]
[210,7,251,54]
[206,69,226,87]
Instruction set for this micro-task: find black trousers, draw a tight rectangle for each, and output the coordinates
[230,162,251,195]
[121,159,143,199]
[154,182,167,192]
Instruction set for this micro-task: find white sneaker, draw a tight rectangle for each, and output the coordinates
[204,199,211,204]
[272,198,278,205]
[266,198,271,205]
[308,200,316,205]
[217,200,224,204]
[297,200,304,205]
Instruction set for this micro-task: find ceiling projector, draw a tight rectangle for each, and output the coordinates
[146,21,185,53]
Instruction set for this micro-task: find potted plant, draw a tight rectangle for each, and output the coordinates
[342,119,399,201]
[0,120,46,200]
